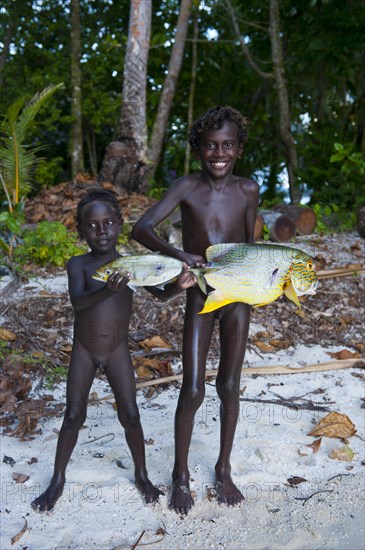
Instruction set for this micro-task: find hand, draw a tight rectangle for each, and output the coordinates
[176,263,198,290]
[178,252,206,268]
[106,271,131,292]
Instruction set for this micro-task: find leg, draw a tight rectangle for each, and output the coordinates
[32,343,96,512]
[215,303,250,506]
[105,344,163,504]
[170,289,215,515]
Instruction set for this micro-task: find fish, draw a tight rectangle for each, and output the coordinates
[198,242,318,314]
[92,253,210,293]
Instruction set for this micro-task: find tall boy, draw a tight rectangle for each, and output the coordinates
[132,106,259,515]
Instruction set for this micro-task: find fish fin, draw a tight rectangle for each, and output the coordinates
[253,300,275,308]
[127,283,138,293]
[190,269,207,294]
[205,243,239,262]
[284,282,301,309]
[198,290,234,314]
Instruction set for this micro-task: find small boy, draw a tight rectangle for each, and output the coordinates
[31,188,194,512]
[132,106,260,515]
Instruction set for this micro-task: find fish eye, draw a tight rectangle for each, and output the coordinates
[105,268,112,275]
[155,264,164,271]
[307,262,314,270]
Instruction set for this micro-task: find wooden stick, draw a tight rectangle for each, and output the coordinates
[317,266,364,279]
[130,358,364,390]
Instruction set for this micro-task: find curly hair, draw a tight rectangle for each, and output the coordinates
[188,106,249,153]
[76,187,122,235]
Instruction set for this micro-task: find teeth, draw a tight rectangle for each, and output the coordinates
[211,162,226,167]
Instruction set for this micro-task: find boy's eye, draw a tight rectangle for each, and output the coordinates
[225,142,233,148]
[206,143,215,149]
[106,220,113,226]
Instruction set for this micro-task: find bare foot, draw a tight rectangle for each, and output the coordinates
[215,473,244,507]
[135,478,164,504]
[31,480,64,512]
[169,480,194,515]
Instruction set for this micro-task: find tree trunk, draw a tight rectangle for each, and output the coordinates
[70,0,84,178]
[357,206,365,238]
[269,0,301,204]
[148,0,193,180]
[273,204,317,235]
[184,7,199,175]
[260,209,296,242]
[99,0,152,193]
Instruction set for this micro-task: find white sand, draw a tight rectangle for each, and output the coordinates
[1,344,364,550]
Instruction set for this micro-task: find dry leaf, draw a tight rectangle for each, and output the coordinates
[145,438,154,445]
[287,476,307,486]
[139,335,172,350]
[327,349,360,360]
[308,412,356,438]
[305,437,322,454]
[0,328,17,341]
[330,445,354,462]
[11,517,28,545]
[255,341,276,353]
[269,339,292,349]
[12,472,29,484]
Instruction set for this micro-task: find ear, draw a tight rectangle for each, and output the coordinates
[237,144,244,159]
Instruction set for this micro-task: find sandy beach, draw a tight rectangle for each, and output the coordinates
[1,231,364,549]
[1,341,364,550]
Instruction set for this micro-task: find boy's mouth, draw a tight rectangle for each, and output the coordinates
[210,162,228,168]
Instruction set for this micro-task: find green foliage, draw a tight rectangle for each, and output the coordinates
[45,364,68,388]
[0,83,64,208]
[312,203,357,234]
[14,221,84,267]
[34,156,65,189]
[0,202,25,259]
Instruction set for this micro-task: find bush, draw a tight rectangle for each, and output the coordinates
[14,221,84,267]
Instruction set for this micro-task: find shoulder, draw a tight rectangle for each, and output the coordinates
[67,253,87,273]
[240,177,259,194]
[161,174,201,202]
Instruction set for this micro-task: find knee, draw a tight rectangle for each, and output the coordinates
[179,385,205,410]
[118,403,140,428]
[63,404,87,431]
[216,377,240,402]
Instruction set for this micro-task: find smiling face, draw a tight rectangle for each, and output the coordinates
[196,121,243,180]
[79,200,121,255]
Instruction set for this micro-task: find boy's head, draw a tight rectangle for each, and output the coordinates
[76,187,122,238]
[189,106,249,155]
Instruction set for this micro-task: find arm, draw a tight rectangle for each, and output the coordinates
[67,256,130,312]
[244,180,260,243]
[132,178,205,267]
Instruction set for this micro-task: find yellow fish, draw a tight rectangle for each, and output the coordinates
[199,243,317,314]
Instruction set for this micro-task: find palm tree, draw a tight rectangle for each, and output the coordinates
[0,83,64,210]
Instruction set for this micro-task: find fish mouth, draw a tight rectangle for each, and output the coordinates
[293,280,318,296]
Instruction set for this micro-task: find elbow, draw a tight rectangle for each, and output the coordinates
[131,222,144,243]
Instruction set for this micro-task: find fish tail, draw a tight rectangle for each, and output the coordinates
[198,291,234,314]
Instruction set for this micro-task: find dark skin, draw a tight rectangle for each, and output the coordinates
[31,200,195,513]
[132,121,259,515]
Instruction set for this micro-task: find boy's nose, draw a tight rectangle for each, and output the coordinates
[97,224,107,234]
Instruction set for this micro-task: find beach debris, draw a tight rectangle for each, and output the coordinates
[327,349,361,360]
[294,489,334,506]
[28,457,38,465]
[12,472,29,483]
[11,517,28,545]
[0,327,17,341]
[308,412,356,438]
[330,445,354,461]
[286,476,307,487]
[3,455,16,467]
[116,459,127,469]
[305,437,322,454]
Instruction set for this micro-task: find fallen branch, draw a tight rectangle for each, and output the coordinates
[317,266,364,279]
[294,489,334,505]
[239,397,331,412]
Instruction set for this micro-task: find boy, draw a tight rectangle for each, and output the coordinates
[31,188,194,512]
[132,106,259,515]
